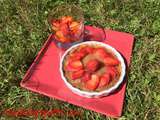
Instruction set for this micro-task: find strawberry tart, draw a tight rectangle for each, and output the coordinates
[60,41,126,98]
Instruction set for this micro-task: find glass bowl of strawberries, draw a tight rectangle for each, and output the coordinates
[48,5,84,49]
[60,41,126,98]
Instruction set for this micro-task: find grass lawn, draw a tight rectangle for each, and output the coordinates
[0,0,160,119]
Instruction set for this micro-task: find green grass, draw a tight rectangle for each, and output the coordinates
[0,0,160,119]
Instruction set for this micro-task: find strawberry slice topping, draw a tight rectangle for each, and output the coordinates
[98,73,110,88]
[103,57,119,66]
[82,72,91,82]
[94,48,109,58]
[70,69,84,80]
[70,52,86,60]
[86,59,99,72]
[85,74,100,90]
[106,67,117,79]
[66,60,83,71]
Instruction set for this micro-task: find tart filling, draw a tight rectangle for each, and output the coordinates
[62,44,121,92]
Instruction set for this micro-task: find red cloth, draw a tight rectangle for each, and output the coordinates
[21,26,134,117]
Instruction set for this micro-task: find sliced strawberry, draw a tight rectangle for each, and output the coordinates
[103,57,119,66]
[65,64,78,71]
[82,72,91,82]
[68,60,83,70]
[70,52,86,60]
[79,47,88,55]
[106,67,117,79]
[79,46,94,54]
[86,59,99,72]
[98,73,110,88]
[85,47,94,54]
[94,48,109,58]
[65,59,83,71]
[85,74,100,90]
[70,69,84,80]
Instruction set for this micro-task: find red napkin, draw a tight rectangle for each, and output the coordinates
[20,26,134,117]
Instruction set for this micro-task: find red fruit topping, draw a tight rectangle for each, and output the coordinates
[85,74,100,90]
[79,47,94,55]
[51,20,60,28]
[55,30,64,38]
[107,67,117,79]
[82,72,91,82]
[61,16,73,24]
[103,57,119,66]
[98,73,110,88]
[69,60,83,69]
[66,60,83,71]
[86,59,99,72]
[94,48,109,58]
[70,21,80,31]
[85,47,94,54]
[70,69,84,80]
[59,24,69,36]
[55,31,68,42]
[70,52,86,60]
[79,48,88,55]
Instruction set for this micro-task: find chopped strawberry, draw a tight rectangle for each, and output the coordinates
[106,67,117,79]
[52,26,59,31]
[98,73,110,88]
[55,31,64,38]
[55,31,68,42]
[82,72,91,82]
[61,16,73,24]
[70,69,84,80]
[59,24,69,36]
[70,21,80,31]
[86,59,99,72]
[51,20,60,28]
[85,74,100,90]
[103,57,119,66]
[94,48,109,58]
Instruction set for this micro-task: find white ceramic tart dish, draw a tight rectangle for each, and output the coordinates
[60,41,126,98]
